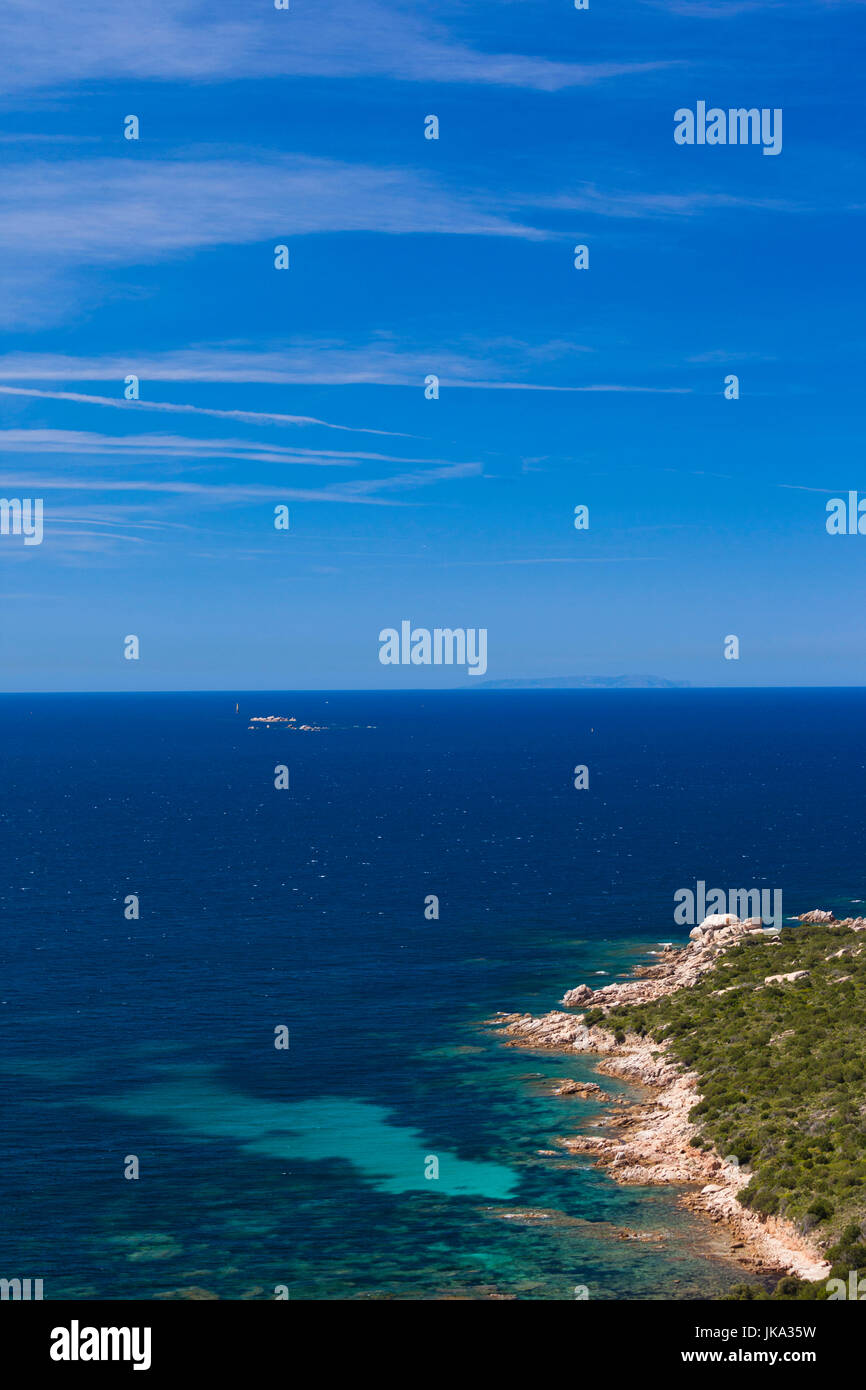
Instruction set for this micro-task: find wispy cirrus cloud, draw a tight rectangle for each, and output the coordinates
[321,461,481,498]
[0,0,672,97]
[531,184,802,218]
[0,385,410,438]
[0,340,591,387]
[642,0,797,15]
[453,381,691,393]
[0,156,549,327]
[0,428,467,470]
[0,507,201,562]
[0,476,400,512]
[687,348,778,364]
[0,157,546,265]
[49,510,196,531]
[776,483,840,494]
[0,463,479,506]
[0,160,800,282]
[446,555,655,565]
[0,339,692,396]
[0,155,806,331]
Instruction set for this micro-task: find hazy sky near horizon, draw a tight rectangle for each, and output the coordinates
[0,0,864,690]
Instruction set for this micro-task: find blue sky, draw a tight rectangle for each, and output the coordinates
[0,0,863,690]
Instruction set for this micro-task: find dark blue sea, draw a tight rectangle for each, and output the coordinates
[1,690,864,1300]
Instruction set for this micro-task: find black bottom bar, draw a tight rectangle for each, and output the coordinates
[2,1297,855,1378]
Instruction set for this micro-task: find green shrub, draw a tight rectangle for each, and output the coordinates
[592,922,866,1261]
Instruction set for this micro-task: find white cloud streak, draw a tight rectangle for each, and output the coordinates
[0,427,471,469]
[0,342,684,394]
[0,0,672,96]
[0,157,546,262]
[0,385,411,438]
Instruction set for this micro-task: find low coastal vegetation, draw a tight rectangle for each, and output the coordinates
[584,922,866,1299]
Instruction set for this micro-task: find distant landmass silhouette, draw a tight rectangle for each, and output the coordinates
[478,675,691,689]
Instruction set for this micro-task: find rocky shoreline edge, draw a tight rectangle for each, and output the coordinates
[486,910,856,1286]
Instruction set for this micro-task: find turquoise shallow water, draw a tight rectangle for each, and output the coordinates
[0,1026,755,1301]
[90,1081,520,1198]
[2,690,864,1298]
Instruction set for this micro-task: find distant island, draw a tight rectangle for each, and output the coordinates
[244,714,376,732]
[478,675,691,690]
[247,715,327,732]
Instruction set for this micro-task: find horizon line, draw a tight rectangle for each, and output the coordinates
[2,686,866,697]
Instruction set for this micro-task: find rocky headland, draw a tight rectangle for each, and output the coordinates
[487,910,866,1284]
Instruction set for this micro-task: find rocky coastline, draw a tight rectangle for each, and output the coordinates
[487,910,859,1285]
